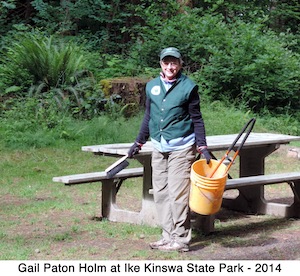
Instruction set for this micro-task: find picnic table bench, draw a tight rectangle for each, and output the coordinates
[53,167,143,185]
[53,132,300,233]
[53,167,145,223]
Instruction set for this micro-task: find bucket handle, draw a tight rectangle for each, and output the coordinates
[193,181,224,203]
[208,118,256,178]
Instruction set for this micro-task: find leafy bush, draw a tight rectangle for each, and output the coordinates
[128,10,300,115]
[31,0,138,53]
[11,34,85,88]
[198,21,300,114]
[0,32,105,119]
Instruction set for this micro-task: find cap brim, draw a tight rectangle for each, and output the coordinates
[160,50,181,60]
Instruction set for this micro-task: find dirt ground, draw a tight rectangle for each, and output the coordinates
[8,186,300,261]
[23,205,300,260]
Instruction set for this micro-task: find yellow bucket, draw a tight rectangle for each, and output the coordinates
[189,159,228,215]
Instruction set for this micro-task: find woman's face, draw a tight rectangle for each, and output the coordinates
[160,56,182,81]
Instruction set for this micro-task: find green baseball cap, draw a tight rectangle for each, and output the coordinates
[160,47,181,60]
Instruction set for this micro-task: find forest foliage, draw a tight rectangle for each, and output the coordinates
[0,1,299,123]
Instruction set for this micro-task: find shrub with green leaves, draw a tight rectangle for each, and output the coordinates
[11,34,85,88]
[129,10,300,116]
[198,21,300,115]
[0,32,105,119]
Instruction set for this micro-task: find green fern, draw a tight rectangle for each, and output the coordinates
[13,35,85,88]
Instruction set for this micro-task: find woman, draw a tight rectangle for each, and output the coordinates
[128,47,211,252]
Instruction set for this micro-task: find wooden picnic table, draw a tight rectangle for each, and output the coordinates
[81,132,300,227]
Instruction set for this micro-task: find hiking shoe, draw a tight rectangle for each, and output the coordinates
[158,240,189,252]
[149,239,169,249]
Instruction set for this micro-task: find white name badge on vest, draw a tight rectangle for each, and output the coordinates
[151,85,161,96]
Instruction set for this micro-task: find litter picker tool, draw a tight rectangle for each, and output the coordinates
[208,117,256,178]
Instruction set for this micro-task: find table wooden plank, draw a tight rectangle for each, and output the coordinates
[207,132,300,150]
[81,133,300,155]
[226,171,300,189]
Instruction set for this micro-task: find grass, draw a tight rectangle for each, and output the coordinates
[0,100,300,260]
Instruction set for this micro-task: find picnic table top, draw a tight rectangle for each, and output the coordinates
[81,132,300,156]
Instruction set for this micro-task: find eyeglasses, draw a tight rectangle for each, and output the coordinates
[161,61,180,67]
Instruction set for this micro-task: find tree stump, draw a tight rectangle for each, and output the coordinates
[100,77,149,117]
